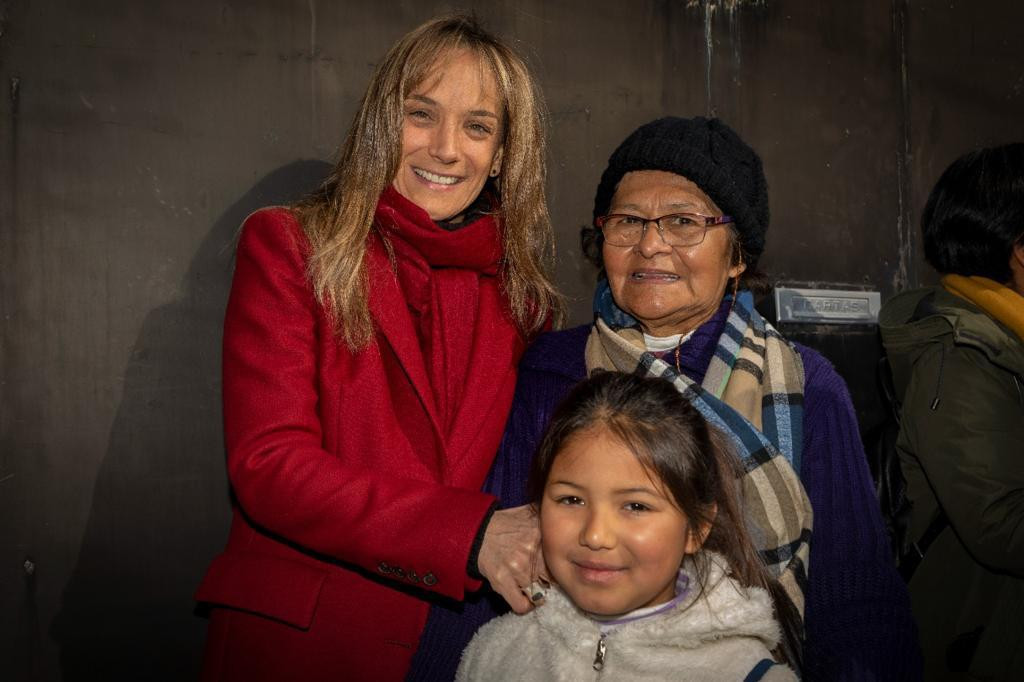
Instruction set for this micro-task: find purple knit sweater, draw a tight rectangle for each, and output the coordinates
[409,303,921,681]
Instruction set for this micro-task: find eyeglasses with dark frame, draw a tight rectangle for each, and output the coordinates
[595,212,735,247]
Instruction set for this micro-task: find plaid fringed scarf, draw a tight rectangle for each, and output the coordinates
[585,291,813,615]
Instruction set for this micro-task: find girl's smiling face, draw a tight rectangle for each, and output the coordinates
[540,424,701,617]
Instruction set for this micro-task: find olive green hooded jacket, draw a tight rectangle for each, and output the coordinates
[880,285,1024,682]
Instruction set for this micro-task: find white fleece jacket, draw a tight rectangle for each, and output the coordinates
[456,553,796,681]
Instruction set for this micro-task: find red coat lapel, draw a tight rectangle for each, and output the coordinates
[366,235,444,447]
[442,282,524,484]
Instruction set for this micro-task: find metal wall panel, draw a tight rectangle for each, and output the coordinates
[2,1,1023,678]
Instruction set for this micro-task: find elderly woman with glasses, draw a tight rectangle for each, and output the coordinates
[482,117,921,679]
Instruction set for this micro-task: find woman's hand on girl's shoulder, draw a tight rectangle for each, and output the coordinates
[476,504,548,614]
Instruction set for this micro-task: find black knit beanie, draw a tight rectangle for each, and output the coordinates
[592,116,769,267]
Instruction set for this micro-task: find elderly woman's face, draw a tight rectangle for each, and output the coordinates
[603,170,745,337]
[392,49,504,222]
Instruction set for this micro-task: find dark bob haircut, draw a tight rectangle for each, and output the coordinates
[922,143,1024,282]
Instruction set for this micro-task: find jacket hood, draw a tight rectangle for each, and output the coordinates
[879,286,1024,400]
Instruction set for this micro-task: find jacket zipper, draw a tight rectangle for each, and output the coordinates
[592,633,607,671]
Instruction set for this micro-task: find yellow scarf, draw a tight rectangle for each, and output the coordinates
[942,274,1024,342]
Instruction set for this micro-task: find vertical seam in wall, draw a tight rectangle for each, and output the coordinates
[7,74,18,208]
[704,0,715,116]
[893,0,913,292]
[661,0,674,113]
[309,0,318,150]
[5,75,19,395]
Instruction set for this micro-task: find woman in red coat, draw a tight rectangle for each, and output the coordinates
[195,15,561,681]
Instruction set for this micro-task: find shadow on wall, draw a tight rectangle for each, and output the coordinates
[50,160,332,681]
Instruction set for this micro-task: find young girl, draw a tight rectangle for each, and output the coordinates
[457,371,800,681]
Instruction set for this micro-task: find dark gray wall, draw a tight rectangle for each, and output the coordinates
[3,1,1023,679]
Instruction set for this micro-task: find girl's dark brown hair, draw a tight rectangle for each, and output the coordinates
[528,370,802,670]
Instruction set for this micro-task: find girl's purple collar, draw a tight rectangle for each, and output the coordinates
[589,571,691,631]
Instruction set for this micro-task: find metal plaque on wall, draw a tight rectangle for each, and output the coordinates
[774,287,881,325]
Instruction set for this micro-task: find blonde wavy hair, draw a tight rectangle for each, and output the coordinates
[294,14,563,349]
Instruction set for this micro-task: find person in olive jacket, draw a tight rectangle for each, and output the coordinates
[879,143,1024,682]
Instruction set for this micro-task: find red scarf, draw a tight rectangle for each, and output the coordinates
[368,187,525,486]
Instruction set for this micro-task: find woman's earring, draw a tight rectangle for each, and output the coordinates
[489,168,500,177]
[730,248,744,302]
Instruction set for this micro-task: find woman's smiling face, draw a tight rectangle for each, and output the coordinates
[391,49,504,221]
[540,424,699,617]
[602,170,744,337]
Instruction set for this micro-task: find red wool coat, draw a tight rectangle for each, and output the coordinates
[195,201,526,681]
